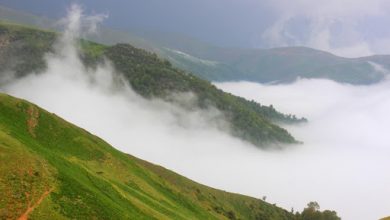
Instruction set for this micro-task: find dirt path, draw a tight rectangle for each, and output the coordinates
[26,105,39,137]
[17,188,54,220]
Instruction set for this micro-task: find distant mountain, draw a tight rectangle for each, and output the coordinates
[162,44,390,85]
[0,93,296,219]
[0,5,54,28]
[100,21,390,85]
[0,22,306,148]
[1,5,389,85]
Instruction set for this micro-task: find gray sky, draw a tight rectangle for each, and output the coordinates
[2,0,390,57]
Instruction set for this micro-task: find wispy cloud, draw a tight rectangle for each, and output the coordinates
[261,0,390,57]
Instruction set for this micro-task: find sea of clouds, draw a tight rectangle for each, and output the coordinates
[1,5,389,220]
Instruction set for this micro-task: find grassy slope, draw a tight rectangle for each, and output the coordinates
[0,93,294,220]
[0,21,305,148]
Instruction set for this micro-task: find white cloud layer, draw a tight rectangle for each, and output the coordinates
[261,0,390,57]
[216,79,390,220]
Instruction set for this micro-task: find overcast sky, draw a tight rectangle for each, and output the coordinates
[2,0,390,57]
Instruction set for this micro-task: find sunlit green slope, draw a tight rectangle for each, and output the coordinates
[0,93,295,219]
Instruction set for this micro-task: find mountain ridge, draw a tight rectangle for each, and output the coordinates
[0,21,305,148]
[1,4,389,85]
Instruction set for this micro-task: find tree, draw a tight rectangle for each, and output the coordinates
[299,201,341,220]
[307,201,320,211]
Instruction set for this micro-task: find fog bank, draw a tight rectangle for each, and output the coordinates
[217,79,390,220]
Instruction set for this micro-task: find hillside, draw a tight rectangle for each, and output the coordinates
[0,22,306,148]
[0,93,297,219]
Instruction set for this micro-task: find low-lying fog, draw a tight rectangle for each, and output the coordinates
[1,6,389,220]
[216,80,390,220]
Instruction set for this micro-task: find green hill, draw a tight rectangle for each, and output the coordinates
[0,22,306,148]
[0,93,294,219]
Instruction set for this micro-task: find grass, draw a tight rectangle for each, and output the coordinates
[0,93,295,219]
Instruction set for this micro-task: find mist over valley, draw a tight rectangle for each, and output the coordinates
[0,2,389,220]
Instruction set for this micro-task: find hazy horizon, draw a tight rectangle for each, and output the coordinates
[2,0,390,57]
